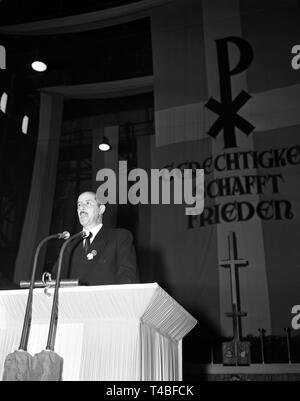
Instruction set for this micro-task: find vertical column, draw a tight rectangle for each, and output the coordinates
[92,127,104,192]
[92,126,119,228]
[136,135,152,282]
[13,93,63,284]
[202,0,271,335]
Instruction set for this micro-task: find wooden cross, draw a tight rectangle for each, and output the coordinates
[219,232,249,341]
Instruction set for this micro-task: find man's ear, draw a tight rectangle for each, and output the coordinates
[99,204,106,215]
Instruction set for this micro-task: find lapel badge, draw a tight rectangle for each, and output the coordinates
[87,250,97,260]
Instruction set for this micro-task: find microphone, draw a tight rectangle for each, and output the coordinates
[18,231,70,351]
[46,230,86,351]
[57,231,70,240]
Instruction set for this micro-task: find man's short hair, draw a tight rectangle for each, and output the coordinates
[79,191,104,207]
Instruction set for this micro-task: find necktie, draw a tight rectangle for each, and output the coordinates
[84,233,92,253]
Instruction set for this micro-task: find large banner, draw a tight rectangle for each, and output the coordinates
[150,0,300,337]
[149,139,220,336]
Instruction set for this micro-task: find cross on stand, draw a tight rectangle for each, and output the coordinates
[219,231,251,365]
[220,231,248,340]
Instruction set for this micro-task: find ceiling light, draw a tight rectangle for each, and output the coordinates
[98,136,111,152]
[0,92,8,113]
[0,45,6,70]
[31,60,47,72]
[22,115,29,134]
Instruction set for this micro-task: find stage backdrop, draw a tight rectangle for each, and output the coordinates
[148,0,300,337]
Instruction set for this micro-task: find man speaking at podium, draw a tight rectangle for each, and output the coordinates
[52,191,138,286]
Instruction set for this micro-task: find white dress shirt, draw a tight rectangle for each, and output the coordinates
[89,223,103,244]
[83,223,103,248]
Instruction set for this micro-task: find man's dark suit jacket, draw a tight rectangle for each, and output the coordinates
[53,228,138,285]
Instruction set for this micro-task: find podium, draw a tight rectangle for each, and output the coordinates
[0,283,197,381]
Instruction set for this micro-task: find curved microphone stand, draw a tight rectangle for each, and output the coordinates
[19,231,70,351]
[46,230,88,351]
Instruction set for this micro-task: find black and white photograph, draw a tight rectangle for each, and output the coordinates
[0,0,299,384]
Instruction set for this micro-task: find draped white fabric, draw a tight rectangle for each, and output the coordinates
[0,283,197,381]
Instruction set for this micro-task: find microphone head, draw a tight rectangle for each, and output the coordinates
[58,231,70,240]
[62,231,70,239]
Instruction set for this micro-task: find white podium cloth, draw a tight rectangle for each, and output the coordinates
[0,283,197,381]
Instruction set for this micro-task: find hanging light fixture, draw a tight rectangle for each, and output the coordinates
[0,92,8,113]
[98,136,111,152]
[22,115,29,134]
[31,60,47,72]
